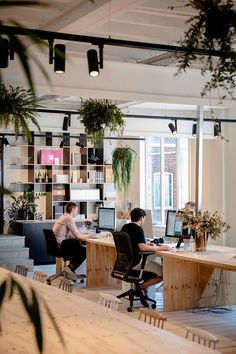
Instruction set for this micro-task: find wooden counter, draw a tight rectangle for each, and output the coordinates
[0,267,218,354]
[157,245,236,311]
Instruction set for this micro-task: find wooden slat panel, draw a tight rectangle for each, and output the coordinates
[86,241,120,287]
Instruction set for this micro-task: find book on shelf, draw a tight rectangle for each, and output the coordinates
[72,152,81,165]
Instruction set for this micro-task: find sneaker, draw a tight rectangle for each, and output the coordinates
[64,266,77,282]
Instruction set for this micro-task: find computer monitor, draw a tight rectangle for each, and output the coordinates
[165,210,191,248]
[97,207,116,232]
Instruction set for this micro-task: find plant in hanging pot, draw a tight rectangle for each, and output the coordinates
[175,0,236,99]
[77,98,125,147]
[112,145,136,193]
[0,84,41,142]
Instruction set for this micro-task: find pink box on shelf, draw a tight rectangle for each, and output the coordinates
[39,149,62,165]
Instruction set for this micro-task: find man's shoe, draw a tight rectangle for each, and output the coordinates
[64,266,77,282]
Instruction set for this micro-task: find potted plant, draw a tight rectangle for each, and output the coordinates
[176,0,236,99]
[177,207,230,251]
[0,84,41,142]
[112,145,136,193]
[5,188,47,225]
[77,98,125,147]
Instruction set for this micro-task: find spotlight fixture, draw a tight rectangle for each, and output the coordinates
[0,38,9,68]
[59,139,64,148]
[214,121,221,138]
[192,123,197,137]
[3,138,10,147]
[168,120,177,135]
[87,44,103,77]
[49,39,66,73]
[75,141,84,148]
[62,113,71,131]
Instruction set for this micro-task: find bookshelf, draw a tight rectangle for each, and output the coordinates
[3,132,115,220]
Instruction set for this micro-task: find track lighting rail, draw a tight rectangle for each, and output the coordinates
[0,25,223,57]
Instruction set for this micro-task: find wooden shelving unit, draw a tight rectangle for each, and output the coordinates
[4,132,115,220]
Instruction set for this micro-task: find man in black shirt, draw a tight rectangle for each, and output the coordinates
[122,208,169,294]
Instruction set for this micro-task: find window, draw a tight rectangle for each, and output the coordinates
[146,137,188,225]
[154,172,173,209]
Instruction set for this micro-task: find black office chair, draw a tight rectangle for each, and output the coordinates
[43,229,85,285]
[111,231,157,312]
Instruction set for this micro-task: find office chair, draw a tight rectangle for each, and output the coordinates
[43,229,85,285]
[185,326,219,350]
[111,231,156,312]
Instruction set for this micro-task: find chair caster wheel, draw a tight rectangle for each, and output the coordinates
[151,304,156,309]
[127,307,133,312]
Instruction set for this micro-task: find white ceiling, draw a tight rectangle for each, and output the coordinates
[1,0,234,114]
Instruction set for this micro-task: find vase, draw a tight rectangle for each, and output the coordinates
[195,231,208,252]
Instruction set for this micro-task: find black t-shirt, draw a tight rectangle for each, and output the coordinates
[121,222,146,266]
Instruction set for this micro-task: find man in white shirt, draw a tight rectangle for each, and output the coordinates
[52,202,86,281]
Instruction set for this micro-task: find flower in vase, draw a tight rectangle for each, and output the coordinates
[177,208,230,240]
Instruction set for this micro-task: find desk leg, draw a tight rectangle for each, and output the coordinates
[86,242,120,287]
[162,256,213,311]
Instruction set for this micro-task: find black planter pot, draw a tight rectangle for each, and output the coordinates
[18,209,27,220]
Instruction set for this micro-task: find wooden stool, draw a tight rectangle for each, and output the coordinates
[138,308,167,329]
[33,271,47,283]
[14,264,29,277]
[98,292,121,311]
[58,278,74,293]
[185,326,219,349]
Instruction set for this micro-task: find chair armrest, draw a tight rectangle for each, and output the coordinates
[139,251,155,256]
[138,251,155,271]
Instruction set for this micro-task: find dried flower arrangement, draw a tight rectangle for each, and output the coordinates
[177,208,230,240]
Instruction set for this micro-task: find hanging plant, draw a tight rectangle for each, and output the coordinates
[112,146,136,193]
[0,84,41,142]
[77,98,125,147]
[175,0,236,99]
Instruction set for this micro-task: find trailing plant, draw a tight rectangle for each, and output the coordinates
[112,146,136,193]
[0,84,41,142]
[175,0,236,99]
[77,98,125,146]
[0,274,65,353]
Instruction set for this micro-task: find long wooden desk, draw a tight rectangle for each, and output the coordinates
[83,236,236,312]
[0,267,218,354]
[158,245,236,311]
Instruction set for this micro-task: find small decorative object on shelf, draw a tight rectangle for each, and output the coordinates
[177,207,230,252]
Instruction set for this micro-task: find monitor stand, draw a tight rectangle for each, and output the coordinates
[176,237,183,249]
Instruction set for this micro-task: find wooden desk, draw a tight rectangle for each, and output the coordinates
[158,245,236,312]
[84,235,119,287]
[0,267,217,354]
